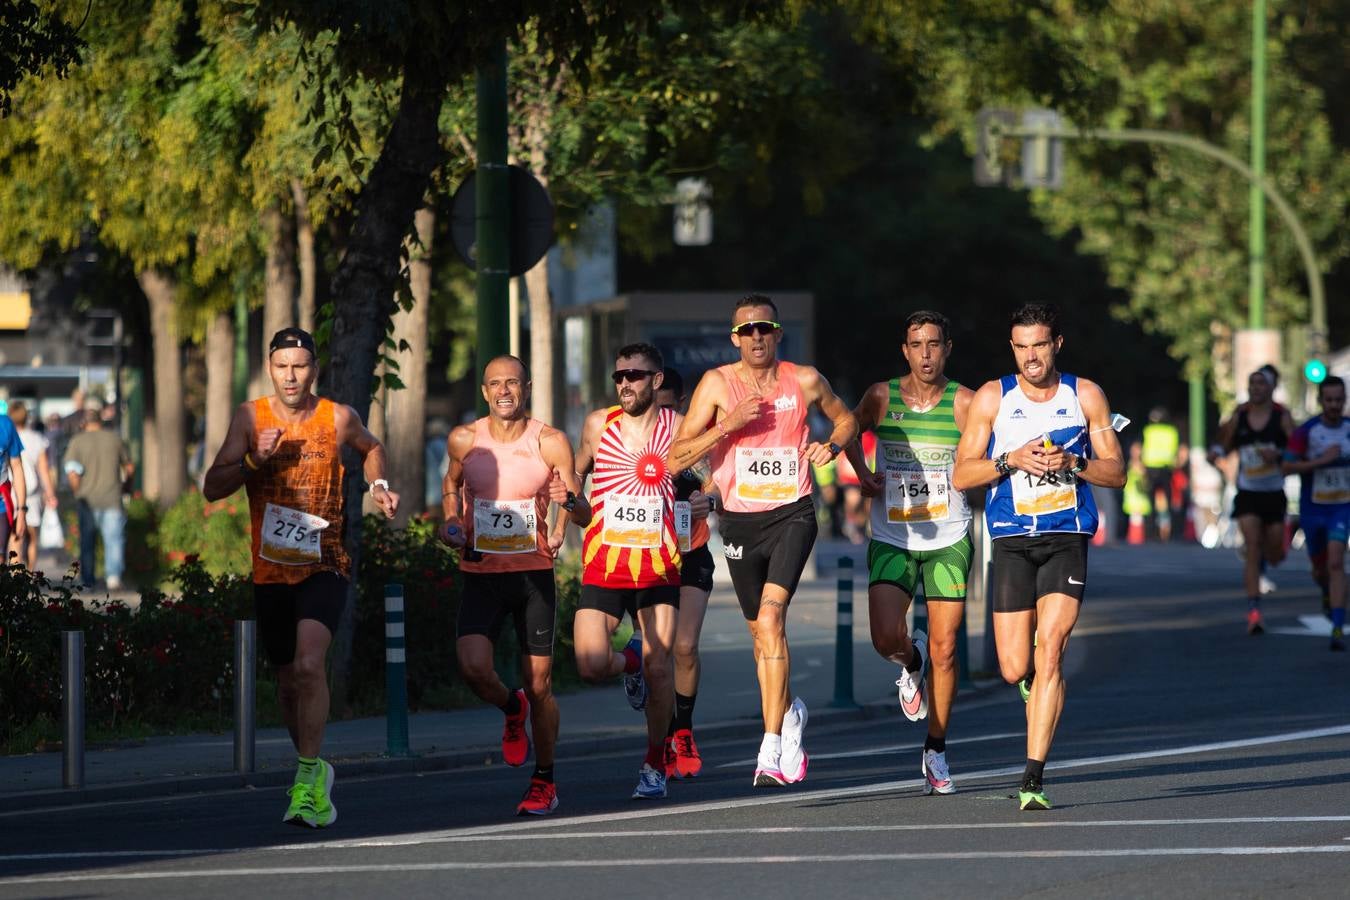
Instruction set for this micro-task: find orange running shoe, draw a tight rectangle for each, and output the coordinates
[502,689,531,767]
[671,728,703,779]
[516,777,558,816]
[1246,608,1264,636]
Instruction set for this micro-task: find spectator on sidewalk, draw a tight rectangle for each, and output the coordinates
[63,406,133,590]
[8,402,58,571]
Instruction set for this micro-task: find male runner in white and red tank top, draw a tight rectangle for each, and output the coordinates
[440,356,591,816]
[668,295,856,787]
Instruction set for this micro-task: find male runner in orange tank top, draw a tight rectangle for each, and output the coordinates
[439,355,591,816]
[668,295,856,787]
[205,328,398,829]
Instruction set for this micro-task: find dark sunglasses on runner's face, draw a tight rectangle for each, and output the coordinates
[731,320,780,337]
[611,368,656,385]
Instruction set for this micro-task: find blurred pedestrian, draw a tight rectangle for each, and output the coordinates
[0,409,27,558]
[1141,407,1180,541]
[7,402,57,571]
[63,405,133,590]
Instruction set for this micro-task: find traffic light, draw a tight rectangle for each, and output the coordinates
[1305,359,1328,384]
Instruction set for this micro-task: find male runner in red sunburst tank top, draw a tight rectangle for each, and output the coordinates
[575,342,686,801]
[668,295,856,788]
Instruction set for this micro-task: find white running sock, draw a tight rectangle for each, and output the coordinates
[758,732,782,767]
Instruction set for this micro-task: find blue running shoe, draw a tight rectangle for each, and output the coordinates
[623,631,647,711]
[632,763,667,799]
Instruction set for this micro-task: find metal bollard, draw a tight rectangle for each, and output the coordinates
[384,584,411,756]
[831,555,856,707]
[234,620,256,775]
[61,630,84,789]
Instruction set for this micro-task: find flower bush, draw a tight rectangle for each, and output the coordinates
[2,510,586,752]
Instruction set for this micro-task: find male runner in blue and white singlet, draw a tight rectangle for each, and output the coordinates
[953,304,1124,811]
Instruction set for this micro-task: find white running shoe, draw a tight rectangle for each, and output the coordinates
[896,630,929,722]
[1259,575,1277,595]
[921,748,955,795]
[779,697,809,783]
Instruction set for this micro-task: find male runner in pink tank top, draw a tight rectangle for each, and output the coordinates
[668,295,856,787]
[440,355,591,816]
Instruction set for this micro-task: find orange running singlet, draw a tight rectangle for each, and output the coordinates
[246,397,350,584]
[582,407,681,589]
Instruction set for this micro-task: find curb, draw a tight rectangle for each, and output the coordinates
[1,681,1007,813]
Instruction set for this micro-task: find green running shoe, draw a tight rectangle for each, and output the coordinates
[1017,677,1032,703]
[283,781,316,827]
[1019,787,1051,811]
[309,760,337,827]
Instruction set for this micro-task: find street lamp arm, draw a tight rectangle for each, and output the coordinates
[1012,125,1326,354]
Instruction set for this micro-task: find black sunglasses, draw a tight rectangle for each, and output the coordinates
[611,369,657,385]
[731,320,781,337]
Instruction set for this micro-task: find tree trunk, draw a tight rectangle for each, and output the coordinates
[136,269,187,506]
[204,310,235,485]
[291,178,317,334]
[323,58,446,714]
[254,201,298,397]
[520,90,556,425]
[523,258,553,424]
[385,205,433,523]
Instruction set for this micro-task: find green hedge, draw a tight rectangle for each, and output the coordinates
[1,512,586,754]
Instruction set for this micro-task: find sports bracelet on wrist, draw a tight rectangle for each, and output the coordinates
[994,452,1012,477]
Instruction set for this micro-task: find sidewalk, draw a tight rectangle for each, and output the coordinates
[2,540,968,811]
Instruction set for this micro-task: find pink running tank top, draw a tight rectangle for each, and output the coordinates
[710,361,813,513]
[459,417,553,573]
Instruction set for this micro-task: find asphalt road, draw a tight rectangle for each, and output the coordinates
[3,544,1349,898]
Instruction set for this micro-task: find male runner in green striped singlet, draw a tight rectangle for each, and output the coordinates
[843,310,974,794]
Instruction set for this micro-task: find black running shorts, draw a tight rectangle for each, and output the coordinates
[457,569,558,657]
[991,533,1088,613]
[1233,489,1286,526]
[718,495,818,620]
[579,583,679,621]
[254,571,348,666]
[680,544,717,594]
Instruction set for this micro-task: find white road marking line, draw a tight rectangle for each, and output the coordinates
[716,730,1023,767]
[6,846,1350,885]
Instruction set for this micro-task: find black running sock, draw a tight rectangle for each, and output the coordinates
[501,691,522,717]
[924,735,946,754]
[905,645,924,674]
[532,765,554,783]
[1022,758,1045,791]
[674,692,697,731]
[1247,595,1260,611]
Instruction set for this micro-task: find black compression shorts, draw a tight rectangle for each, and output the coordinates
[680,544,716,593]
[991,533,1088,613]
[457,569,558,657]
[1233,490,1286,526]
[718,495,818,620]
[254,571,347,666]
[579,583,679,622]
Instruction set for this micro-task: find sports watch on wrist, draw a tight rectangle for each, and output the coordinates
[561,490,578,511]
[827,441,842,458]
[994,452,1012,477]
[1070,454,1088,474]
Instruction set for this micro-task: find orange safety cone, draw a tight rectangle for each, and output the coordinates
[1127,513,1146,545]
[1092,522,1107,546]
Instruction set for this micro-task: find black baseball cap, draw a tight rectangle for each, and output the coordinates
[269,327,317,358]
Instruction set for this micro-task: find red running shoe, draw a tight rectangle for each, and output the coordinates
[1246,608,1264,636]
[502,689,531,767]
[516,777,558,816]
[671,728,703,779]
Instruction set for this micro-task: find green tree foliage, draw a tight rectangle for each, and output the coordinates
[862,1,1350,390]
[0,0,83,116]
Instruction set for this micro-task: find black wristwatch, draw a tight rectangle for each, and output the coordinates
[561,491,578,512]
[707,494,719,515]
[994,452,1012,477]
[1070,453,1088,474]
[827,441,842,458]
